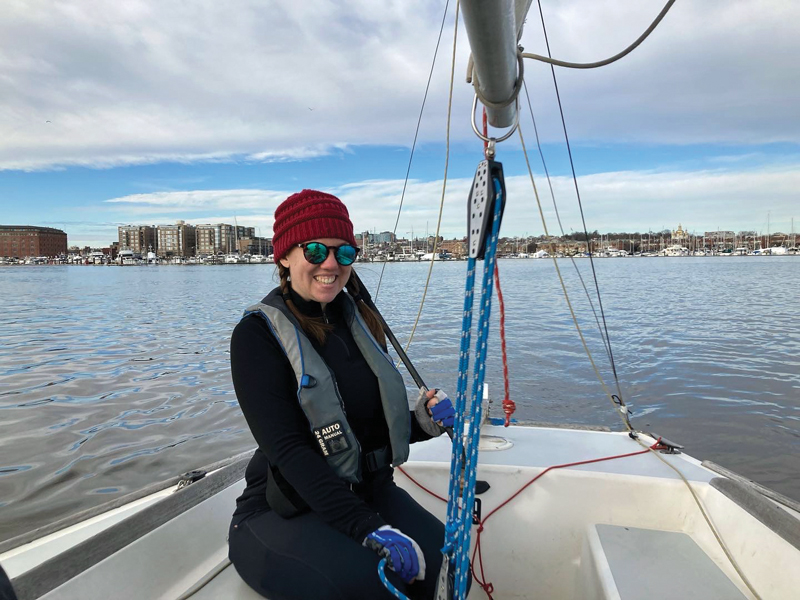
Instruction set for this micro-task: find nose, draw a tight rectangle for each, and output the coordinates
[320,248,339,268]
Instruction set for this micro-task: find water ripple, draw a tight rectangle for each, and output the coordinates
[1,259,799,543]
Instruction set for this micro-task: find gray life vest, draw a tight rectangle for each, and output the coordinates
[243,289,411,483]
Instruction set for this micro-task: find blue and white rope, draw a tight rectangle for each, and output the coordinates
[441,179,504,600]
[378,557,409,599]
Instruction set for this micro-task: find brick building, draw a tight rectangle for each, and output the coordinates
[0,225,68,258]
[118,225,157,254]
[194,223,255,255]
[238,236,272,256]
[157,221,196,258]
[195,224,218,256]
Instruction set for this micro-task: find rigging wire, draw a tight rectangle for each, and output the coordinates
[534,0,625,401]
[521,79,615,369]
[524,5,762,595]
[522,0,676,69]
[632,438,764,600]
[403,0,460,353]
[517,122,630,429]
[374,0,452,301]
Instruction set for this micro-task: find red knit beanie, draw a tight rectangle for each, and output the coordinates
[272,190,357,264]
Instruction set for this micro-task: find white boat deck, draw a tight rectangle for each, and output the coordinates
[409,424,714,482]
[4,425,799,599]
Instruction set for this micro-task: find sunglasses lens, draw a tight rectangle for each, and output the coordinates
[303,242,328,264]
[335,245,358,265]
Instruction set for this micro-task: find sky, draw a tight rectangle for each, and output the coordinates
[1,0,799,247]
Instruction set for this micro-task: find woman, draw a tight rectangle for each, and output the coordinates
[229,190,454,599]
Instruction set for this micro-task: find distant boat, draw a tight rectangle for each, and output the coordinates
[420,251,452,261]
[661,244,689,257]
[118,249,136,265]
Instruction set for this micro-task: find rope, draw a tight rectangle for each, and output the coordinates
[631,437,764,600]
[471,440,663,597]
[469,48,524,111]
[518,122,631,430]
[377,558,409,599]
[481,107,514,427]
[403,0,460,353]
[522,0,677,69]
[398,466,447,502]
[399,438,668,598]
[442,184,504,600]
[521,78,616,371]
[493,264,514,426]
[374,0,452,300]
[534,0,627,403]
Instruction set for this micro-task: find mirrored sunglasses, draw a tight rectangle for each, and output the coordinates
[298,242,360,266]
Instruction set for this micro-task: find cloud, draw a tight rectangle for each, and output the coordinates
[1,0,799,171]
[94,162,800,245]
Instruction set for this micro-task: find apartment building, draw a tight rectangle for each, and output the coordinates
[118,225,157,254]
[195,224,218,256]
[157,221,196,258]
[194,224,256,255]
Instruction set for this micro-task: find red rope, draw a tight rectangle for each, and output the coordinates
[471,439,665,597]
[396,466,447,502]
[398,438,667,599]
[493,263,515,426]
[483,107,488,150]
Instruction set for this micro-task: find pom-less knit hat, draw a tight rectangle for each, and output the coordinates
[272,189,357,264]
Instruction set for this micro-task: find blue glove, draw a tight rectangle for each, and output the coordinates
[363,525,426,583]
[415,388,455,437]
[430,392,455,428]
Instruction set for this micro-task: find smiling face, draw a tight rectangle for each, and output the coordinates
[279,237,352,307]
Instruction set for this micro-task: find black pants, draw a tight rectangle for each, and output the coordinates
[229,474,445,600]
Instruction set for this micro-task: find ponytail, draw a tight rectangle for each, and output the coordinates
[277,264,332,345]
[345,272,387,349]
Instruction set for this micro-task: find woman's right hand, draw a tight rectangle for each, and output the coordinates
[415,388,454,436]
[363,525,426,583]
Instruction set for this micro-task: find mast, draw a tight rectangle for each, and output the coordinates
[460,0,530,128]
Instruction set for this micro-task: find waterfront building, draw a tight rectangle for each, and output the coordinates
[195,224,218,256]
[157,221,196,258]
[704,230,736,252]
[196,224,256,254]
[238,237,272,256]
[118,225,156,254]
[357,231,396,246]
[672,224,689,244]
[439,238,467,258]
[0,225,67,258]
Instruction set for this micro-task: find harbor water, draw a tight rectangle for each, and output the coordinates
[1,257,798,543]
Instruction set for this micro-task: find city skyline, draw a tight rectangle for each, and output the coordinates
[1,1,799,246]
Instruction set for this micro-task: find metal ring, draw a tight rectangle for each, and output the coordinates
[470,94,519,143]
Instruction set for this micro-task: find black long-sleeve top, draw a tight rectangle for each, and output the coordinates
[230,287,430,543]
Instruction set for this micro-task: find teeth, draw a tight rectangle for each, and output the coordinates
[315,276,335,284]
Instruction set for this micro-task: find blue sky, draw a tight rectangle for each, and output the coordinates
[1,0,799,246]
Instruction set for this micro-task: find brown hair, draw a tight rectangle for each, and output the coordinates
[278,265,387,348]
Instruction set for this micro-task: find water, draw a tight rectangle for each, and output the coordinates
[1,258,798,543]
